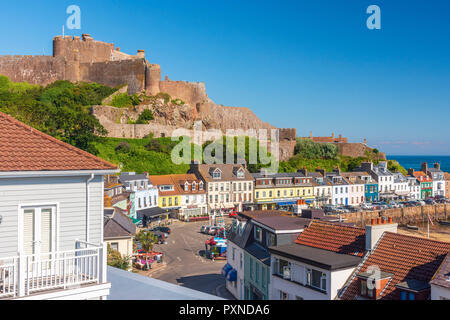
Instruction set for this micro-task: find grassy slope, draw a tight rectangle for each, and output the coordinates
[93,137,189,175]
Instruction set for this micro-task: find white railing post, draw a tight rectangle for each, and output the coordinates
[99,242,107,284]
[17,252,25,297]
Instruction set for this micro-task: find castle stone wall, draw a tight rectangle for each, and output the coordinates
[80,59,147,94]
[344,204,448,227]
[337,142,386,160]
[0,55,65,85]
[53,35,114,63]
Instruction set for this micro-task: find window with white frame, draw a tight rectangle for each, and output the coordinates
[306,268,327,291]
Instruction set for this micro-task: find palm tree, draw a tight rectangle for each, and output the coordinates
[136,230,158,270]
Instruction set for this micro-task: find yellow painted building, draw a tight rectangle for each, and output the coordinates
[252,172,315,210]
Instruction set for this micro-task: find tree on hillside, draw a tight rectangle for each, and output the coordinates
[0,77,113,155]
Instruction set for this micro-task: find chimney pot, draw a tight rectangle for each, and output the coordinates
[371,218,376,225]
[388,217,393,223]
[377,218,382,225]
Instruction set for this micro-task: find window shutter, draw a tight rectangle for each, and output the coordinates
[40,208,52,254]
[23,209,35,255]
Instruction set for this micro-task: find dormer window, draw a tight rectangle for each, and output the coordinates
[184,182,189,191]
[192,182,196,191]
[213,169,222,179]
[236,168,245,178]
[199,181,204,190]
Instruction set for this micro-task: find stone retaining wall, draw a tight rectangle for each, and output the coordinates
[344,204,449,227]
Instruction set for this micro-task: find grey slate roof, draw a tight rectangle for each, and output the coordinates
[104,211,136,239]
[119,172,148,183]
[252,216,311,231]
[246,242,271,266]
[268,243,362,271]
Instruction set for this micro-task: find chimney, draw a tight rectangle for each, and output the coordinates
[338,134,342,139]
[310,131,313,139]
[297,166,308,176]
[82,34,92,41]
[316,168,326,177]
[434,163,440,171]
[137,50,145,59]
[361,162,373,172]
[363,138,367,145]
[190,160,200,173]
[331,132,335,138]
[421,162,428,174]
[365,217,397,251]
[237,158,247,169]
[408,168,415,176]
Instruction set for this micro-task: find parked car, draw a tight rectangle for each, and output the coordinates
[203,226,213,234]
[425,198,436,205]
[342,205,358,213]
[150,231,167,244]
[200,225,210,233]
[416,200,426,206]
[208,226,219,235]
[229,211,238,218]
[335,207,350,213]
[372,202,389,210]
[361,203,374,210]
[323,205,337,213]
[389,201,402,208]
[153,226,171,234]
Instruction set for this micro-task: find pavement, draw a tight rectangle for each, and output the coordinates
[149,219,236,300]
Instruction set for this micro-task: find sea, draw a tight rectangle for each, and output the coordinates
[388,155,450,173]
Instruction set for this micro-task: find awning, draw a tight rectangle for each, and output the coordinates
[137,207,170,219]
[277,201,297,206]
[222,263,233,277]
[226,269,237,282]
[130,217,142,225]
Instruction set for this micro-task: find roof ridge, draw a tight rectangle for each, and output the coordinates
[310,219,365,231]
[0,111,117,170]
[384,231,450,246]
[338,230,387,300]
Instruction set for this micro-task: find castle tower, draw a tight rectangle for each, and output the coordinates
[146,63,161,95]
[65,48,80,82]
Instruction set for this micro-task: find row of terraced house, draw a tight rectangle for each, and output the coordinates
[104,160,449,226]
[224,210,450,300]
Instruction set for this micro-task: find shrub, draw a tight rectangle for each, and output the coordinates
[136,109,154,124]
[111,93,133,108]
[156,92,171,104]
[115,141,131,153]
[294,139,338,159]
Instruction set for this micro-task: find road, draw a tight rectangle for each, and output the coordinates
[150,219,235,300]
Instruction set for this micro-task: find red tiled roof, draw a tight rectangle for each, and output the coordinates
[413,171,432,182]
[340,232,450,300]
[295,220,366,257]
[0,111,117,172]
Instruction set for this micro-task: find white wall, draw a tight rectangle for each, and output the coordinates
[431,284,450,300]
[0,175,104,257]
[269,254,355,300]
[226,241,245,300]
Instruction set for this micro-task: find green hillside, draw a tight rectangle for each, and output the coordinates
[0,76,406,176]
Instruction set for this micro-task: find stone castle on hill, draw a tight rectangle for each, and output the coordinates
[0,34,380,161]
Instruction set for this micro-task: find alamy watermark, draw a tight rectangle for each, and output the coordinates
[170,121,280,173]
[366,5,381,30]
[66,5,81,30]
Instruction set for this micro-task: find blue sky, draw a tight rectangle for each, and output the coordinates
[1,0,449,155]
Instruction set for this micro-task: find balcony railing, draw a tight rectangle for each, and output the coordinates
[0,241,107,299]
